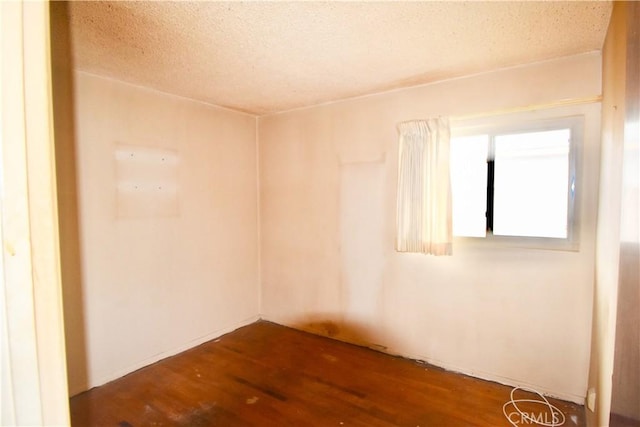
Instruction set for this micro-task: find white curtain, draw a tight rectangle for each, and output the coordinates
[396,118,453,255]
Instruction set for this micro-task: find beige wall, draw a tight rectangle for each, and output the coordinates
[259,53,602,403]
[590,1,640,424]
[70,72,259,393]
[611,2,640,421]
[590,9,625,424]
[50,0,88,399]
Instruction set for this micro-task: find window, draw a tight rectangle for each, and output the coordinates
[450,117,581,249]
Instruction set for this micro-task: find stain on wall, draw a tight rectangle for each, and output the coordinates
[259,53,603,403]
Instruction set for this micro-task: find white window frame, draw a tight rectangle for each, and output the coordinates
[450,114,583,251]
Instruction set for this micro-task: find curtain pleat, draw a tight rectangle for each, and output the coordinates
[396,118,452,255]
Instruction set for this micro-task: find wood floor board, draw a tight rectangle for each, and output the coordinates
[70,320,585,426]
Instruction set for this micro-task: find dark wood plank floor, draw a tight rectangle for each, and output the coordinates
[611,413,640,427]
[70,321,585,426]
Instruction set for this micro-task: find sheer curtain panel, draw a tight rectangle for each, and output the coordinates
[396,118,453,255]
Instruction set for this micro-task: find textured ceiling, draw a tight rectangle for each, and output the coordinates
[68,1,612,116]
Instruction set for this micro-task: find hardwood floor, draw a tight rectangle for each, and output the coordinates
[611,413,640,427]
[70,321,585,426]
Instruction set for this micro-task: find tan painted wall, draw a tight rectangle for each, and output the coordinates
[70,72,259,393]
[611,2,640,421]
[587,2,640,427]
[592,6,627,422]
[259,53,602,402]
[590,1,640,424]
[50,0,88,398]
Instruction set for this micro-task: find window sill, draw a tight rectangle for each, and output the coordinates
[453,235,580,252]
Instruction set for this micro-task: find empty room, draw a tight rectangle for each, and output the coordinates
[1,1,638,426]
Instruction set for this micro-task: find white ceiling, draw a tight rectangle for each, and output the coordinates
[68,1,612,116]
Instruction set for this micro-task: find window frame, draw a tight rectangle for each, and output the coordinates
[450,115,583,251]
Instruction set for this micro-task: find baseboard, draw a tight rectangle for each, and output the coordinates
[263,316,585,405]
[74,315,586,406]
[399,353,586,405]
[73,314,260,396]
